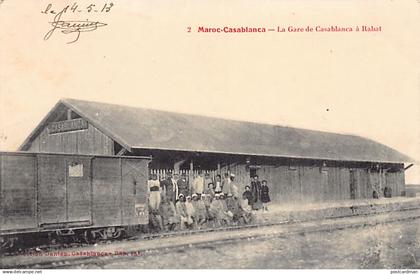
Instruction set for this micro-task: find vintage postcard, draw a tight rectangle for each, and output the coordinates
[0,0,419,272]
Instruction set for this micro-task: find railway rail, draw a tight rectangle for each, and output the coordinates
[5,203,420,257]
[3,206,420,269]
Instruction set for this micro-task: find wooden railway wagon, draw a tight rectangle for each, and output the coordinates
[0,151,151,248]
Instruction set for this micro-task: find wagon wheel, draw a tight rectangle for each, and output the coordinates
[112,228,123,239]
[82,230,98,244]
[82,230,91,244]
[0,237,16,250]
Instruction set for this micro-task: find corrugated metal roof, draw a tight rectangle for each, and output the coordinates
[20,98,413,163]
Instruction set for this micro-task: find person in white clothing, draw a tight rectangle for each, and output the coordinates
[148,173,161,210]
[191,171,205,195]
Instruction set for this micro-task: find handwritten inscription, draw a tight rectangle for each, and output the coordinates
[42,3,113,44]
[42,2,114,15]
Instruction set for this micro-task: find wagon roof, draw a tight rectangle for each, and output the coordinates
[20,98,413,164]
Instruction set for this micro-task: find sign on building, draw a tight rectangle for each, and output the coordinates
[48,118,88,134]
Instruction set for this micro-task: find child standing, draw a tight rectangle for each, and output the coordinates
[260,180,271,211]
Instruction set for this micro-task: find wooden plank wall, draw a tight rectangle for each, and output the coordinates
[385,171,405,197]
[0,154,37,231]
[150,165,406,204]
[258,166,299,203]
[256,165,405,204]
[27,123,114,155]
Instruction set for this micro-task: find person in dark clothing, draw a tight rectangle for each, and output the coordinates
[214,174,223,194]
[204,182,215,198]
[242,185,253,206]
[148,206,163,232]
[160,172,178,203]
[384,186,392,198]
[260,180,271,211]
[250,175,262,210]
[177,173,189,197]
[159,196,179,231]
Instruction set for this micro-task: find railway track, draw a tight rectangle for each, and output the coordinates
[3,207,420,269]
[5,204,420,257]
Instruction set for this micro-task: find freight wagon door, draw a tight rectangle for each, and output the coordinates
[65,156,91,223]
[38,155,67,225]
[121,158,150,225]
[38,155,92,227]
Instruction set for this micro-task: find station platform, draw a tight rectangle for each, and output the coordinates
[254,196,420,224]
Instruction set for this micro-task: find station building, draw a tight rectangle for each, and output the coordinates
[19,98,414,204]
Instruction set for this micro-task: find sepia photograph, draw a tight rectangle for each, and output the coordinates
[0,0,419,272]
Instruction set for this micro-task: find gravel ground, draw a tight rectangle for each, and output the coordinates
[89,218,420,269]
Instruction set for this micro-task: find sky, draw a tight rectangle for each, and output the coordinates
[0,0,419,183]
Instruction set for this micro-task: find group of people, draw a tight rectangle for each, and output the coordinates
[147,171,270,232]
[243,175,271,211]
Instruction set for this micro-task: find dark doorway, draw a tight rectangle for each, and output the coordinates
[349,170,356,199]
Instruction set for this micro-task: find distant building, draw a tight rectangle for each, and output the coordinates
[20,98,414,203]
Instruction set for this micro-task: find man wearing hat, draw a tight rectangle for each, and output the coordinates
[209,193,232,226]
[185,196,195,229]
[251,175,262,210]
[204,182,215,198]
[208,194,221,226]
[202,193,212,216]
[226,193,240,223]
[192,194,207,228]
[175,194,191,229]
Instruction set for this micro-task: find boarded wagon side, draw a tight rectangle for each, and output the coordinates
[0,152,150,236]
